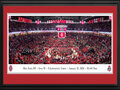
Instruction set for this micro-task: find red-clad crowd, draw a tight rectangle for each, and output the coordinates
[9,32,111,64]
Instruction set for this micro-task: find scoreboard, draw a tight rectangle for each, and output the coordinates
[56,25,67,38]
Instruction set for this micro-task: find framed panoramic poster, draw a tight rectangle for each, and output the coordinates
[1,0,120,90]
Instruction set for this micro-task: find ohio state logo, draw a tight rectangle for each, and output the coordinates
[9,65,13,72]
[58,32,66,38]
[107,65,111,72]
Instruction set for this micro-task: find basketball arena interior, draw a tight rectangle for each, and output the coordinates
[9,16,112,64]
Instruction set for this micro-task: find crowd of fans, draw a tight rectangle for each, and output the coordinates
[67,21,111,32]
[9,21,56,32]
[9,21,111,32]
[9,32,111,64]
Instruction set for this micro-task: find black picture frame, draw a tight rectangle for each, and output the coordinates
[0,0,120,89]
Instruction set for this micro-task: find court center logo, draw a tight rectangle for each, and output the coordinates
[9,65,13,72]
[107,65,111,72]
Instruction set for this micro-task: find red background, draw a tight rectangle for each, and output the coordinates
[3,6,117,84]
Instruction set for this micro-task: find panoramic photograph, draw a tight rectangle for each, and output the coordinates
[8,15,112,64]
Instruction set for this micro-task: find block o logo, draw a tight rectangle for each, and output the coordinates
[9,65,13,72]
[58,32,66,38]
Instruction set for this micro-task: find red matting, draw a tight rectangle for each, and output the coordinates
[3,6,117,84]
